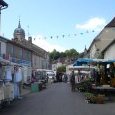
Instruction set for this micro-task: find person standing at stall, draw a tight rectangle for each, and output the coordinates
[14,66,22,99]
[64,73,68,83]
[70,70,75,92]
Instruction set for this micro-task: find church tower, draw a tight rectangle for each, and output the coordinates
[13,19,25,41]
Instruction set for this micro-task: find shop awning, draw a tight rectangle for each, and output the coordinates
[73,58,93,66]
[73,58,115,66]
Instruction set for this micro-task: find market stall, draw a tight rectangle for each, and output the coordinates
[30,69,48,92]
[0,59,14,105]
[73,58,115,103]
[67,65,95,83]
[0,58,23,106]
[73,58,115,86]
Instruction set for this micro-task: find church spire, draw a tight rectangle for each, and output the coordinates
[85,45,87,51]
[18,19,21,28]
[84,45,87,53]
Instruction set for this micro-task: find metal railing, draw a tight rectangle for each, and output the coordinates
[11,57,31,66]
[0,54,31,66]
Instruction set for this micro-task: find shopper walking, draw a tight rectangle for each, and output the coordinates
[70,70,75,92]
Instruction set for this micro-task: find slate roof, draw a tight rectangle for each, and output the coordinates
[102,39,115,53]
[105,17,115,28]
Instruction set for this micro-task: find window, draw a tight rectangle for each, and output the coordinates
[7,43,13,56]
[22,49,31,61]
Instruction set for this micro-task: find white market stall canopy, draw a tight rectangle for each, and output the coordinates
[67,65,95,71]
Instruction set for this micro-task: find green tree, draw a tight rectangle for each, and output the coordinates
[70,49,79,57]
[65,49,79,58]
[49,48,79,62]
[49,49,60,61]
[60,52,66,58]
[65,50,71,57]
[57,65,66,73]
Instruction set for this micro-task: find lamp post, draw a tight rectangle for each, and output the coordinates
[0,0,8,35]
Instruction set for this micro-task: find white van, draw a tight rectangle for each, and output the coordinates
[46,70,56,83]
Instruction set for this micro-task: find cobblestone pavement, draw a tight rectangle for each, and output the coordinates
[0,82,115,115]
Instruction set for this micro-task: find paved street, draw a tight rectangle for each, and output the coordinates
[0,83,115,115]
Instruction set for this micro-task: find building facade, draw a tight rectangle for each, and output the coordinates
[6,40,32,66]
[0,20,49,69]
[102,39,115,59]
[88,17,115,59]
[0,36,7,59]
[6,20,32,66]
[12,20,49,68]
[32,44,49,69]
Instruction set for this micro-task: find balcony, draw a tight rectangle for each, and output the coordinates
[11,57,31,66]
[0,53,31,66]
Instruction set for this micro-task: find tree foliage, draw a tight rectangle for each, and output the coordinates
[65,49,79,58]
[57,65,66,73]
[49,48,79,62]
[49,49,60,61]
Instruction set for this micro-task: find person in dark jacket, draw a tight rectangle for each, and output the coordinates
[70,70,75,91]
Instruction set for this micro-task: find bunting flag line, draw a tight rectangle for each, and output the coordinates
[33,30,95,40]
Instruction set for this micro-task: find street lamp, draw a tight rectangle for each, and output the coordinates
[0,0,8,35]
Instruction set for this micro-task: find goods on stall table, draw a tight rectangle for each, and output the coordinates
[4,82,14,100]
[0,58,25,107]
[111,77,115,87]
[0,86,4,101]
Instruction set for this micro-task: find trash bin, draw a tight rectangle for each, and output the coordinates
[31,82,39,92]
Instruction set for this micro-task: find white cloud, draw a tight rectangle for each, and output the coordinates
[32,35,66,52]
[76,17,106,31]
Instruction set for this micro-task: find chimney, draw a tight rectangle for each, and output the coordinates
[28,36,32,43]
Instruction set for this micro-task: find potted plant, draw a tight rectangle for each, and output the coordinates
[96,94,105,104]
[84,93,96,103]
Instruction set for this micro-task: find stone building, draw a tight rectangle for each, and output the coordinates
[0,36,7,58]
[4,20,49,68]
[102,39,115,59]
[88,17,115,59]
[6,20,32,66]
[32,43,49,69]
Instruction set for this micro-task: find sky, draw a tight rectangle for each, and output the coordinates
[1,0,115,53]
